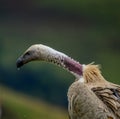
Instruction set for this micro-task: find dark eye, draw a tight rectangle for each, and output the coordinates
[25,52,30,56]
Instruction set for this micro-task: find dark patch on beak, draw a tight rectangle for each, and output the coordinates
[16,57,24,68]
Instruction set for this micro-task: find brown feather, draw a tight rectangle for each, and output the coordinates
[83,64,105,83]
[92,86,120,118]
[82,64,120,118]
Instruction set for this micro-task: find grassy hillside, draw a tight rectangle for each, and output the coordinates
[0,86,68,119]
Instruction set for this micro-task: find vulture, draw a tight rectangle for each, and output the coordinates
[16,44,120,119]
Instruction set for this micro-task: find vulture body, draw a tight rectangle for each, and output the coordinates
[16,44,120,119]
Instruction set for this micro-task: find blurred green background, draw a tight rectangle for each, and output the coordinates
[0,0,120,119]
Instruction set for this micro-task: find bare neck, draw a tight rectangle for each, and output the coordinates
[36,45,83,79]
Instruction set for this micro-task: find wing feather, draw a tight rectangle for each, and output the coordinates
[92,85,120,118]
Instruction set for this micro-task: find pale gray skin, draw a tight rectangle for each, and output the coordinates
[16,44,120,119]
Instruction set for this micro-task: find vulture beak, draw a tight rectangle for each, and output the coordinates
[16,56,24,68]
[16,49,37,68]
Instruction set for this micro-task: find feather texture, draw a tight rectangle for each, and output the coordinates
[92,85,120,118]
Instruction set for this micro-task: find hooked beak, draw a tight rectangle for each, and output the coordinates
[16,57,24,68]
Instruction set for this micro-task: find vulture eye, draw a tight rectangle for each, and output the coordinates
[25,52,31,56]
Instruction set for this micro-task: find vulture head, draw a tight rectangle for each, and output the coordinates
[16,44,56,68]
